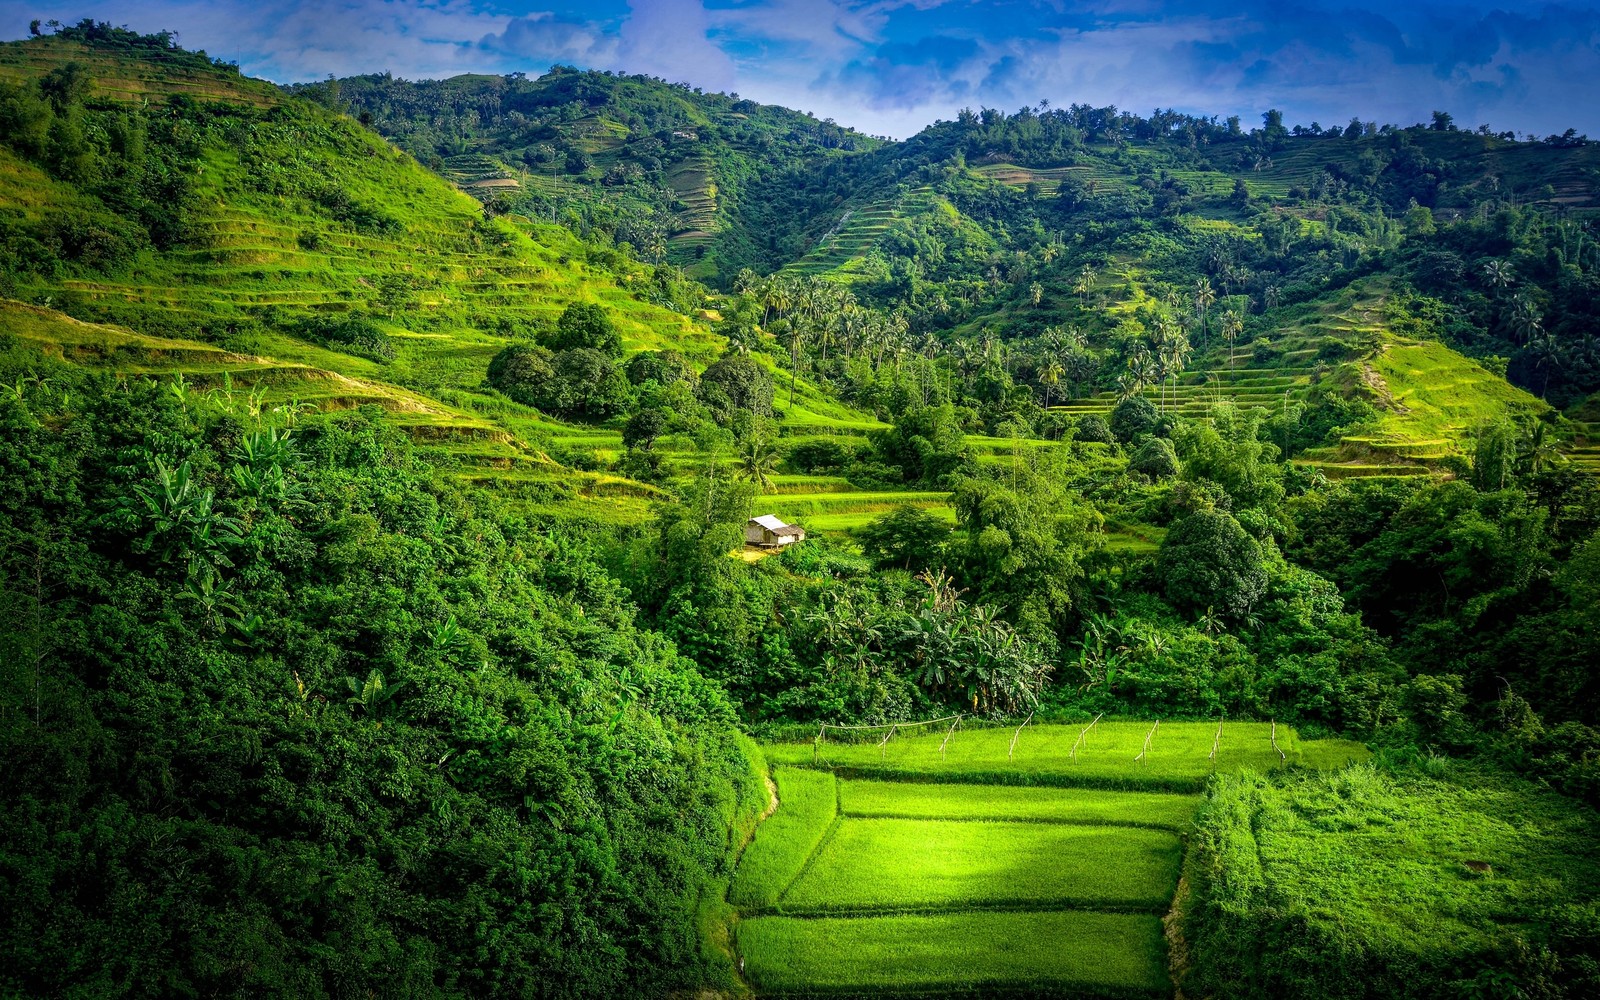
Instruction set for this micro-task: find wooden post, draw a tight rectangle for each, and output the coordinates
[1009,710,1034,762]
[878,723,897,760]
[1070,711,1104,761]
[1134,720,1158,764]
[939,715,962,760]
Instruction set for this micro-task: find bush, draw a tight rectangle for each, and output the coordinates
[1130,437,1179,478]
[550,302,622,356]
[698,353,773,422]
[625,349,691,386]
[857,505,952,572]
[487,343,556,406]
[1158,509,1267,618]
[1111,396,1159,444]
[1076,414,1115,444]
[297,315,395,361]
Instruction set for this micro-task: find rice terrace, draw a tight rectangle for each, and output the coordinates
[728,720,1364,997]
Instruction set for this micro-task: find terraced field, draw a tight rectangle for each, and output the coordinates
[732,722,1366,997]
[1050,277,1582,480]
[783,187,943,281]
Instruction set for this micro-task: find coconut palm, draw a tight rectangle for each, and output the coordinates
[1193,277,1216,344]
[1221,309,1245,371]
[738,436,780,493]
[1483,259,1514,293]
[1040,358,1065,409]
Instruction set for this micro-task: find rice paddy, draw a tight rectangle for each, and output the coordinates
[732,722,1368,996]
[779,818,1182,913]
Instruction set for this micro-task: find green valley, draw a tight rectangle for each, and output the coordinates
[2,16,1599,1000]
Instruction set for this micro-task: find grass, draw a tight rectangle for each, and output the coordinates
[778,817,1182,914]
[728,768,838,909]
[766,721,1369,792]
[738,910,1170,998]
[1186,763,1600,996]
[839,779,1201,830]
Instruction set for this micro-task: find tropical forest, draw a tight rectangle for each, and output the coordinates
[1,14,1598,1000]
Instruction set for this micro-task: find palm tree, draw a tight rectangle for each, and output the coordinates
[1509,295,1543,345]
[739,436,780,493]
[1193,277,1216,345]
[786,326,807,407]
[1520,420,1565,473]
[1074,264,1097,306]
[1264,284,1282,310]
[1483,259,1514,293]
[1221,309,1244,371]
[1040,358,1065,409]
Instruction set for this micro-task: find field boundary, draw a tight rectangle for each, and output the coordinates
[772,801,846,908]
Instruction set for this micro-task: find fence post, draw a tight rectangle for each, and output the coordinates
[939,715,962,760]
[1008,710,1035,762]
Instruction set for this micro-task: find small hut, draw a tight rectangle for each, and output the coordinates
[745,514,805,549]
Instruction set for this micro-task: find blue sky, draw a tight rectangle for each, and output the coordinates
[4,1,1600,138]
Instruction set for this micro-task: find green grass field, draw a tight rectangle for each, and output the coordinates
[729,768,839,909]
[778,818,1182,913]
[1185,763,1600,996]
[766,721,1369,792]
[839,779,1201,829]
[739,910,1170,998]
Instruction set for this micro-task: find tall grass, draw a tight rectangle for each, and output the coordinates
[1184,764,1600,999]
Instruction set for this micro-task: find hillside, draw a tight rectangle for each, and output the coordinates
[330,67,880,282]
[0,28,900,529]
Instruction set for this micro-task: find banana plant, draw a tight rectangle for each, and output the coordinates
[345,669,407,723]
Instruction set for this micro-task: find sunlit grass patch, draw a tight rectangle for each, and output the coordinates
[739,910,1169,997]
[766,721,1367,792]
[728,768,838,910]
[778,817,1182,913]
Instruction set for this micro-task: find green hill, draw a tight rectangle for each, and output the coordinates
[331,67,881,281]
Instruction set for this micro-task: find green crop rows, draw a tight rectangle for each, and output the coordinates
[732,723,1371,996]
[729,768,839,910]
[766,720,1369,792]
[840,779,1200,829]
[739,910,1169,998]
[779,818,1182,913]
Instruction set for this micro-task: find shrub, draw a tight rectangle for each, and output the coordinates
[486,343,555,406]
[550,302,622,356]
[1110,396,1159,444]
[297,315,395,361]
[1158,509,1267,618]
[1130,437,1179,479]
[1076,414,1114,444]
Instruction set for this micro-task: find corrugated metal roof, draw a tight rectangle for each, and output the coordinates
[750,514,788,530]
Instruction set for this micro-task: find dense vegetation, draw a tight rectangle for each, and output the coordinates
[0,341,765,997]
[2,20,1599,999]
